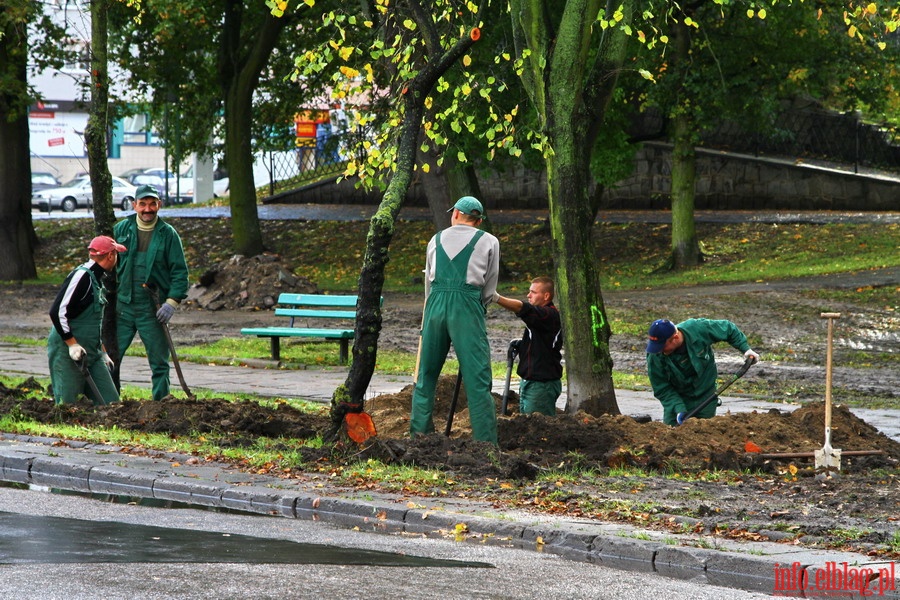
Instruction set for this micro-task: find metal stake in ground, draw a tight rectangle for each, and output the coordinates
[814,312,842,476]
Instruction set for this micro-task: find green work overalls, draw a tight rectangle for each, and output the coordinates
[411,230,498,444]
[117,249,171,400]
[47,267,119,405]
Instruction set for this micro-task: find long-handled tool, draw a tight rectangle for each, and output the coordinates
[500,339,520,416]
[143,284,193,399]
[814,312,842,475]
[76,358,105,404]
[679,356,754,424]
[444,371,462,437]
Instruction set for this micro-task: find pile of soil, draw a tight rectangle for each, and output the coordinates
[189,254,317,311]
[4,376,897,478]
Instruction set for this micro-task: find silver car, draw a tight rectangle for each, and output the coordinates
[32,176,137,212]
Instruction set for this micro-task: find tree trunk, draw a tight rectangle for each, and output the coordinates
[327,23,480,436]
[669,111,702,269]
[85,0,122,374]
[87,0,114,235]
[509,0,633,416]
[546,121,618,416]
[0,9,37,281]
[220,0,287,257]
[667,19,702,270]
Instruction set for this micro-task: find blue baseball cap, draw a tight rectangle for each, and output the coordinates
[646,319,676,353]
[448,196,484,217]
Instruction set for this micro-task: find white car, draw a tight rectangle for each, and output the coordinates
[32,176,137,212]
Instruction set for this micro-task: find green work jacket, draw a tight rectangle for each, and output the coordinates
[113,215,189,305]
[646,318,750,420]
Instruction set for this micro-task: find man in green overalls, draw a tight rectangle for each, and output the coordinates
[411,196,501,444]
[646,318,760,425]
[48,236,125,405]
[114,185,189,400]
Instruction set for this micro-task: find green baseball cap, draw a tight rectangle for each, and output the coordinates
[449,196,484,217]
[135,184,160,200]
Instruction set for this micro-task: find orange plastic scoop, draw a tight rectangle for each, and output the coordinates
[345,412,377,444]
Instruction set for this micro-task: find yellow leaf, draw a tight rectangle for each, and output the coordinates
[848,24,857,37]
[867,3,877,15]
[463,55,472,67]
[758,8,766,19]
[421,163,430,173]
[339,46,354,61]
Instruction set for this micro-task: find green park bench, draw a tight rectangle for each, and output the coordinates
[240,293,382,364]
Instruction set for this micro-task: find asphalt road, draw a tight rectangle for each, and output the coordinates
[0,485,776,600]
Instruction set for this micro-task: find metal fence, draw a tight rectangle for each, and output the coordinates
[256,130,372,196]
[632,106,900,174]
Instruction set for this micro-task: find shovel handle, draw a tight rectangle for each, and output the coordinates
[820,313,840,440]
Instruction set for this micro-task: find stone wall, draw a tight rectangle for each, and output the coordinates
[268,142,900,211]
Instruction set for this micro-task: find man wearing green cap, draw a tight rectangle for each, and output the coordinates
[411,196,501,444]
[113,184,189,400]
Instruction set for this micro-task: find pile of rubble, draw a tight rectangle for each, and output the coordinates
[187,254,317,310]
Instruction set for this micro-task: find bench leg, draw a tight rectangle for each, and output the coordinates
[339,339,349,365]
[270,337,281,362]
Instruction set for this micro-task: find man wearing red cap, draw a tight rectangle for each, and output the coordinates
[114,185,189,400]
[646,318,759,425]
[47,236,126,405]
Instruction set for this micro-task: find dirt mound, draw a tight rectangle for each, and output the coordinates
[189,254,317,310]
[5,376,896,481]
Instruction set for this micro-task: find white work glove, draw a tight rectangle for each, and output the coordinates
[156,302,175,324]
[491,292,500,303]
[68,343,86,362]
[744,348,760,364]
[101,351,115,370]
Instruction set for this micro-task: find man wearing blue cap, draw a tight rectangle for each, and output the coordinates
[114,184,189,400]
[646,318,759,425]
[411,196,501,444]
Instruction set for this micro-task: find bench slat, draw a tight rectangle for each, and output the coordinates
[276,293,360,307]
[240,327,354,338]
[274,308,356,320]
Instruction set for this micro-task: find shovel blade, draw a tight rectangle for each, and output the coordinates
[814,447,842,472]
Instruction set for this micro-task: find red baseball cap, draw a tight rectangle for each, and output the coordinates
[88,235,127,256]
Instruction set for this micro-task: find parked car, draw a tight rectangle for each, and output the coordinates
[180,164,229,202]
[31,171,61,193]
[32,176,137,212]
[119,167,189,203]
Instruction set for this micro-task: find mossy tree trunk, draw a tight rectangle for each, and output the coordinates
[510,0,633,415]
[666,19,702,270]
[327,27,480,435]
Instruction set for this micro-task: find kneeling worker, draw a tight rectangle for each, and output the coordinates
[646,318,759,426]
[494,276,563,415]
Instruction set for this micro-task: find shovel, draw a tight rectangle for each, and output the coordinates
[76,358,105,404]
[814,312,842,475]
[500,339,520,416]
[444,371,462,437]
[679,356,754,424]
[143,283,194,399]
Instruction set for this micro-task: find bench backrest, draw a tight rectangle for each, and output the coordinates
[274,294,383,325]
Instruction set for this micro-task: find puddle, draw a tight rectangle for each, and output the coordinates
[0,484,492,568]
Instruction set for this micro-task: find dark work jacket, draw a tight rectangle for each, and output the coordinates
[516,301,563,382]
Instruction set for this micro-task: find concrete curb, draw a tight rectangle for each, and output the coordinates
[2,433,896,599]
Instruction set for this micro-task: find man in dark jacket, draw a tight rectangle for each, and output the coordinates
[646,318,759,425]
[494,277,563,416]
[114,185,189,400]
